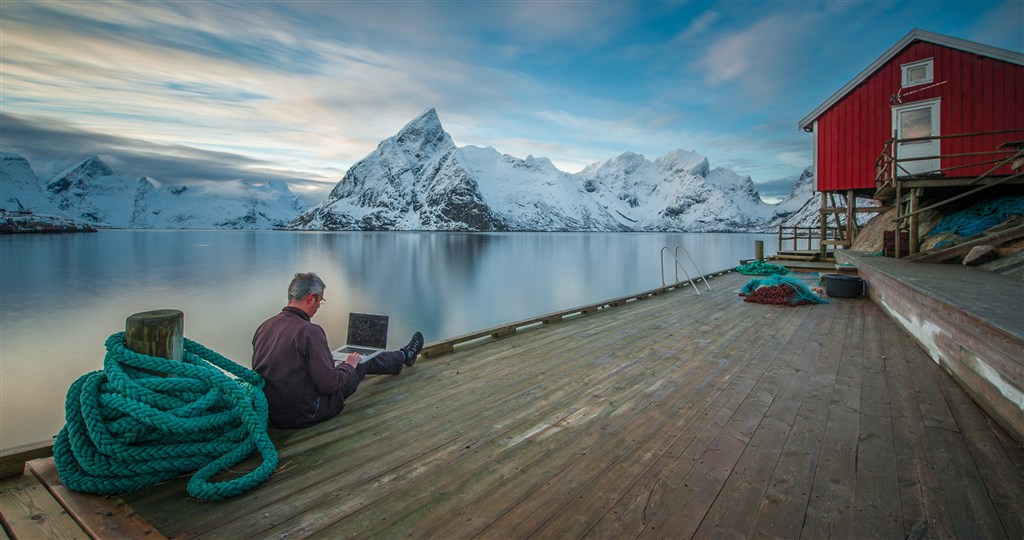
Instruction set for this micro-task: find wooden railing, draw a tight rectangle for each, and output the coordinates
[874,129,1023,258]
[776,225,841,252]
[875,128,1024,194]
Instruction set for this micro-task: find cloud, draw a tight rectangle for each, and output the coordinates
[693,11,821,101]
[753,175,801,202]
[675,10,720,42]
[0,113,338,199]
[0,0,567,176]
[966,0,1024,52]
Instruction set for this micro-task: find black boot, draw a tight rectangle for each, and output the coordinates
[403,331,424,366]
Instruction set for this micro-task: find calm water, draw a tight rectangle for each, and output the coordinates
[0,230,775,449]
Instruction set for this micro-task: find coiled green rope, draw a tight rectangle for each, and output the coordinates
[54,332,278,501]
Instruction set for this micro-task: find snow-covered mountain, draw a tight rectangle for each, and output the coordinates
[775,166,879,228]
[291,108,810,232]
[2,152,57,213]
[773,167,819,227]
[4,108,819,232]
[14,154,308,229]
[574,148,774,231]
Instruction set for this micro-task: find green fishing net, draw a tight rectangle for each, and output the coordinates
[740,275,829,306]
[928,195,1024,238]
[736,260,790,276]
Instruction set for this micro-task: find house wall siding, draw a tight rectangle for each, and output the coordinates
[815,41,1024,192]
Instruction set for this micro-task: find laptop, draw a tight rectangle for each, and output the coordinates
[332,313,389,365]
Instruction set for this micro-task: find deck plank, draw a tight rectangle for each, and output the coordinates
[693,294,839,539]
[499,302,808,539]
[0,466,86,540]
[881,316,957,539]
[851,302,904,538]
[801,300,865,539]
[745,291,848,539]
[25,458,166,540]
[112,270,1024,540]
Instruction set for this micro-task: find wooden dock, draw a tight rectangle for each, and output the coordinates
[3,270,1023,539]
[840,251,1024,445]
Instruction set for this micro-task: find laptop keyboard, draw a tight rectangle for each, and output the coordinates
[337,346,378,356]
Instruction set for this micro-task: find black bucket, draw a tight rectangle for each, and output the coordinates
[822,273,865,298]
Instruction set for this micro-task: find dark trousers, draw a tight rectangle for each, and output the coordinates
[341,350,404,399]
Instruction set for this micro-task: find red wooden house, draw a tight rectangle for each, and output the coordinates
[798,29,1024,256]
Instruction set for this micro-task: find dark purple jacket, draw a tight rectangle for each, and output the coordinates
[252,307,356,428]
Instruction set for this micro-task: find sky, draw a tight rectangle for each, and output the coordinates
[1,1,1021,204]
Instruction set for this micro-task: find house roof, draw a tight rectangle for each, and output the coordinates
[798,29,1024,130]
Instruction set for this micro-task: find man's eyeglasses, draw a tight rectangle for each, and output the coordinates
[312,294,326,305]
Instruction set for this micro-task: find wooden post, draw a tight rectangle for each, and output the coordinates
[125,309,184,361]
[894,181,902,259]
[754,240,764,261]
[909,188,920,255]
[846,190,855,246]
[819,192,827,259]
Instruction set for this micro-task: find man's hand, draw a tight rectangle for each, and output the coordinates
[345,352,361,367]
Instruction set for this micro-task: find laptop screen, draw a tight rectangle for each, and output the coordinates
[347,313,389,349]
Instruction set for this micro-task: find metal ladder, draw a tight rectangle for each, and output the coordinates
[660,245,713,295]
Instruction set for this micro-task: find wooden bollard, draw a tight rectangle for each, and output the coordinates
[126,309,184,361]
[754,240,764,261]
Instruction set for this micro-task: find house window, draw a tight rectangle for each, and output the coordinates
[901,58,933,87]
[900,107,933,142]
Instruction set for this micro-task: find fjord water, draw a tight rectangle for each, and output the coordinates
[0,230,775,449]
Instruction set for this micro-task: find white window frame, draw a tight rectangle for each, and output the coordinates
[891,98,941,176]
[901,58,934,88]
[892,98,940,144]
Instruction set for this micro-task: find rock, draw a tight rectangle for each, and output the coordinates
[963,245,998,266]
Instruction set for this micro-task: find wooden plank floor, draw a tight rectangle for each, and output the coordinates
[118,271,1024,539]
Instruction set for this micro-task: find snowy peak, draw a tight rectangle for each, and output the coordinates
[394,107,456,168]
[395,107,444,143]
[779,167,815,208]
[1,152,35,179]
[386,107,455,171]
[47,155,115,194]
[1,152,53,212]
[299,109,503,230]
[655,149,710,177]
[580,151,650,178]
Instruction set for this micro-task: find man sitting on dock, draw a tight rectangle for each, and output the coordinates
[252,272,424,429]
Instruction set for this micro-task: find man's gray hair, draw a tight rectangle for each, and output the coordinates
[288,272,325,302]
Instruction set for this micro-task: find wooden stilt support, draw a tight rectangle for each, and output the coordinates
[819,192,827,259]
[846,189,855,246]
[894,181,902,259]
[909,188,920,255]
